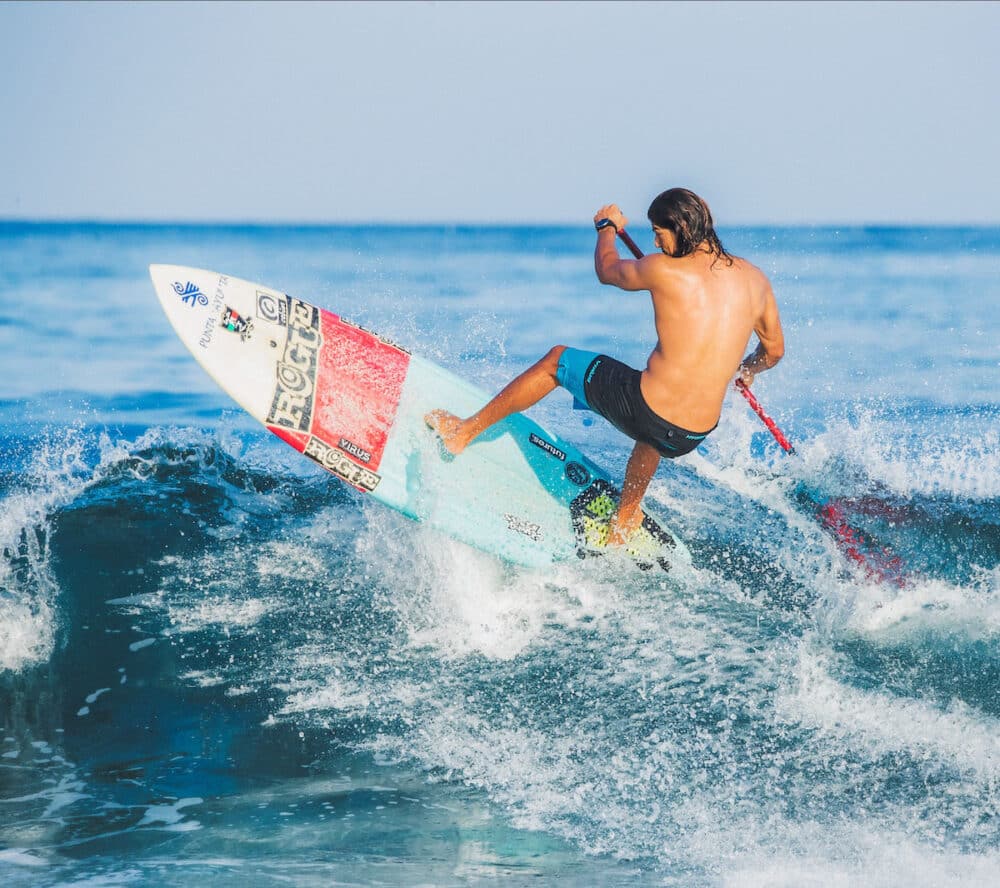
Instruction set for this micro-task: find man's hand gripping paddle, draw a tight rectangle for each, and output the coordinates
[616,227,906,586]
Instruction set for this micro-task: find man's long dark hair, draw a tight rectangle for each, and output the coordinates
[647,188,733,266]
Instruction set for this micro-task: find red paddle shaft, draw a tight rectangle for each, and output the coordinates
[734,380,795,454]
[617,228,644,262]
[615,228,795,454]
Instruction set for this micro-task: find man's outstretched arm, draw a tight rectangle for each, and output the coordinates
[608,440,661,546]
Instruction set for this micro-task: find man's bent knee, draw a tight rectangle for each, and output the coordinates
[541,345,568,374]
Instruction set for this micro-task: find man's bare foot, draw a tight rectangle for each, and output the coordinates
[424,409,472,455]
[607,508,645,547]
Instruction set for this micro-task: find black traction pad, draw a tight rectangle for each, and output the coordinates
[570,479,677,572]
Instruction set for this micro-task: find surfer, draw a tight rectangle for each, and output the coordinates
[427,188,785,545]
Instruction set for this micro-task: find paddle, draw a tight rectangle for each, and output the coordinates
[734,379,795,454]
[616,227,907,585]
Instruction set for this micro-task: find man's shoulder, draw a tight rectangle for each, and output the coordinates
[726,253,758,273]
[727,255,771,289]
[672,251,762,282]
[647,251,768,293]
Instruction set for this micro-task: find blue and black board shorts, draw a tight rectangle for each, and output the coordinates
[556,348,715,459]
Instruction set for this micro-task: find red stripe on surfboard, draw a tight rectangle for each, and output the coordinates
[268,426,309,453]
[309,312,410,472]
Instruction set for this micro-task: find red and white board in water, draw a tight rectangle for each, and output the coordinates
[150,265,687,571]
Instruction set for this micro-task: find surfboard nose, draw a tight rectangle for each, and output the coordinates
[149,264,219,306]
[149,263,181,298]
[149,263,188,291]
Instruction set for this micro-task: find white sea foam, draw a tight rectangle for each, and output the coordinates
[691,395,999,516]
[352,558,796,861]
[358,508,569,661]
[167,597,274,634]
[255,541,326,581]
[1,773,89,819]
[810,413,1000,501]
[713,817,1000,888]
[138,797,203,830]
[0,848,48,867]
[0,432,90,672]
[847,567,1000,646]
[0,597,56,674]
[282,677,374,715]
[178,670,226,688]
[775,641,1000,783]
[136,545,285,644]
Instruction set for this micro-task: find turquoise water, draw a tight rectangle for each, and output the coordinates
[1,223,998,885]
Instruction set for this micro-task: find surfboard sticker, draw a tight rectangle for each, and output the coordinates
[262,299,410,489]
[221,306,253,340]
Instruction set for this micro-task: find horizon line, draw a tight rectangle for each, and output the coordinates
[3,217,1000,230]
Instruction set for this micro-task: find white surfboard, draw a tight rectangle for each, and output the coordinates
[150,265,688,571]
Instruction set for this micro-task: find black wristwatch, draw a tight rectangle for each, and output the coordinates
[594,218,618,233]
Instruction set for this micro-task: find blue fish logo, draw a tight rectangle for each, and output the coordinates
[173,281,208,307]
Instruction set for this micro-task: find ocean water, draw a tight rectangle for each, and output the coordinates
[0,221,998,886]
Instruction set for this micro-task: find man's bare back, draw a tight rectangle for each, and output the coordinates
[596,223,783,433]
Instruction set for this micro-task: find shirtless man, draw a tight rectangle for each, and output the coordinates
[426,188,785,545]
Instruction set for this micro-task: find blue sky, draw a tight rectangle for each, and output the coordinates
[2,1,998,224]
